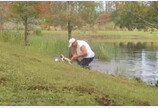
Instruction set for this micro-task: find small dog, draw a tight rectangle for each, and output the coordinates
[55,54,78,65]
[55,54,90,69]
[60,54,72,64]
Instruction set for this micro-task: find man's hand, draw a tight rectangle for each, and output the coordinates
[71,54,78,61]
[70,45,87,61]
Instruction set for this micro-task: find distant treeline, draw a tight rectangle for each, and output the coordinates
[0,1,157,45]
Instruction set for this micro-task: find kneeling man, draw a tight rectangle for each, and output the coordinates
[69,38,95,67]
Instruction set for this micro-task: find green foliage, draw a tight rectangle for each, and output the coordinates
[77,2,103,26]
[51,1,102,29]
[10,1,40,45]
[112,1,158,30]
[0,2,9,31]
[0,30,23,44]
[33,29,42,36]
[10,1,39,25]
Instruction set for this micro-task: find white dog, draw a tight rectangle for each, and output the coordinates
[60,54,72,64]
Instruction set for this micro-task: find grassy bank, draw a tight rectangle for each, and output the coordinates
[0,30,121,60]
[0,31,69,57]
[1,30,158,60]
[0,42,158,106]
[30,36,68,56]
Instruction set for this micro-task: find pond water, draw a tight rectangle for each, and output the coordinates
[90,43,158,86]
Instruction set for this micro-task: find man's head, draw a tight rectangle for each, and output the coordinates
[68,38,77,47]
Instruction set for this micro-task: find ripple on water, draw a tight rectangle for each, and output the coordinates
[90,49,158,86]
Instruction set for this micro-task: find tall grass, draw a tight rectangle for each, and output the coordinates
[30,36,68,57]
[30,35,123,60]
[0,30,121,60]
[2,30,158,60]
[90,41,122,60]
[0,30,69,57]
[0,30,23,44]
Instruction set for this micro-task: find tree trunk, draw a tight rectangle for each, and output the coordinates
[0,15,3,34]
[68,20,72,58]
[67,1,72,58]
[24,17,29,46]
[68,20,72,40]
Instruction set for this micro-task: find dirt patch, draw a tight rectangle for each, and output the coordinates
[0,66,6,72]
[62,86,74,91]
[12,53,22,57]
[135,77,143,83]
[141,101,150,106]
[12,53,41,63]
[27,85,52,91]
[132,100,150,106]
[95,95,117,106]
[75,86,95,95]
[0,77,8,85]
[111,76,137,86]
[77,35,108,39]
[29,57,41,63]
[62,86,96,95]
[131,35,142,39]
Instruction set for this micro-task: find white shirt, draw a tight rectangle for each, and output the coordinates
[76,40,95,59]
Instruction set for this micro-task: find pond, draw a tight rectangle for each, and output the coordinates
[90,42,158,86]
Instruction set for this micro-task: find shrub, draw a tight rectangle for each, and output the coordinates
[0,30,23,44]
[33,29,42,36]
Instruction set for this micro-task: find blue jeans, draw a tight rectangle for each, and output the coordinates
[79,57,94,67]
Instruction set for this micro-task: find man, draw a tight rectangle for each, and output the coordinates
[69,38,95,67]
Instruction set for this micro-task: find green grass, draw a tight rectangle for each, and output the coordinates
[0,31,24,44]
[89,41,122,60]
[0,30,69,57]
[38,30,158,45]
[40,30,158,43]
[1,30,158,61]
[29,35,122,60]
[0,42,158,106]
[30,36,68,57]
[0,30,158,105]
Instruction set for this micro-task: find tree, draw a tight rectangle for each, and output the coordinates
[97,1,120,27]
[0,1,10,33]
[97,12,111,26]
[51,1,102,40]
[112,1,158,30]
[10,1,39,45]
[34,1,54,30]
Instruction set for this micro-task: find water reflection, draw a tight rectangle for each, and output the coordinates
[141,50,158,85]
[90,43,158,86]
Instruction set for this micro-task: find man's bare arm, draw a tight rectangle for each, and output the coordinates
[77,45,87,58]
[71,45,87,61]
[73,47,77,55]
